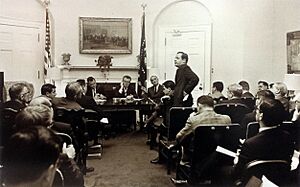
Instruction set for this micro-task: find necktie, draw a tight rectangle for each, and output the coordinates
[154,86,156,93]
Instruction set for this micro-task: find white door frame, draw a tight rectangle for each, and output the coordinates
[156,24,212,94]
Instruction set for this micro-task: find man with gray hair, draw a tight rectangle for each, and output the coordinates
[221,83,245,105]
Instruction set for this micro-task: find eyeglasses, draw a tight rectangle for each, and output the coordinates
[21,91,30,96]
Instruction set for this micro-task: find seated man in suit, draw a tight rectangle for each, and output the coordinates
[221,83,245,105]
[52,82,83,110]
[115,75,137,98]
[257,80,269,91]
[86,76,106,99]
[233,98,294,185]
[111,75,137,131]
[146,80,175,149]
[240,90,275,138]
[239,80,254,98]
[2,82,31,111]
[209,81,226,103]
[40,83,57,102]
[175,95,231,167]
[2,126,60,187]
[271,82,290,114]
[142,75,164,104]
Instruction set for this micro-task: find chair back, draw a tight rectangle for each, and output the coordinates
[1,108,18,146]
[246,122,260,139]
[243,160,291,186]
[214,103,251,124]
[54,107,85,132]
[241,97,256,111]
[167,107,197,141]
[55,132,73,146]
[279,121,300,148]
[179,124,241,182]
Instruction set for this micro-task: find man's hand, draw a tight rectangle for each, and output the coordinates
[141,86,147,93]
[292,107,300,121]
[62,143,76,159]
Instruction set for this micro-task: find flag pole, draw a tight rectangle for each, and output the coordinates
[138,4,147,98]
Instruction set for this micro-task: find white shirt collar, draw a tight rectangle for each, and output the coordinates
[259,125,277,133]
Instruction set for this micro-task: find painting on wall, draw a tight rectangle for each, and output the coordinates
[79,17,132,54]
[287,31,300,73]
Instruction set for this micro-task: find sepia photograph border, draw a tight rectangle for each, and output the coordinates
[79,17,132,54]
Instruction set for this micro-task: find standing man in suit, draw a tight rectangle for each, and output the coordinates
[173,51,199,107]
[142,75,164,104]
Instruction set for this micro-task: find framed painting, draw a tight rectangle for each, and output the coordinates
[79,17,132,54]
[287,31,300,73]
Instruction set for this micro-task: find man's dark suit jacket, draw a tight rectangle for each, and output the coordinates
[174,64,199,106]
[147,84,164,103]
[242,92,254,98]
[114,85,137,98]
[77,95,104,117]
[2,100,26,111]
[86,85,104,98]
[234,127,294,176]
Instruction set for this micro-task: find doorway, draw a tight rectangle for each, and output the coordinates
[157,25,212,104]
[0,22,44,97]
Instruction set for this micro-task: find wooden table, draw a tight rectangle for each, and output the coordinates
[95,99,154,130]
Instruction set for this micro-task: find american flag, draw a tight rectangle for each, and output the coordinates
[137,10,147,97]
[44,8,51,80]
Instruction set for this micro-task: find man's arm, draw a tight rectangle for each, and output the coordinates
[176,117,194,143]
[183,67,199,94]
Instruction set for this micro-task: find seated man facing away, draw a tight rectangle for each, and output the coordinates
[14,105,84,186]
[52,82,83,110]
[209,81,226,103]
[175,95,231,166]
[221,83,245,105]
[232,98,294,186]
[239,80,254,98]
[2,126,60,187]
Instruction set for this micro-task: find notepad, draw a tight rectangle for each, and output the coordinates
[216,146,237,158]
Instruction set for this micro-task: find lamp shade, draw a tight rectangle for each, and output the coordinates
[48,67,62,80]
[284,74,300,90]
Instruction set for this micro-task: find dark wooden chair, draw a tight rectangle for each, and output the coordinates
[246,122,260,139]
[246,121,298,141]
[238,160,291,187]
[1,108,18,146]
[158,107,197,174]
[53,107,88,174]
[214,103,252,124]
[241,97,256,111]
[175,124,241,185]
[83,109,103,158]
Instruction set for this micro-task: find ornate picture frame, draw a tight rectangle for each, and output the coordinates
[287,31,300,73]
[79,17,132,54]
